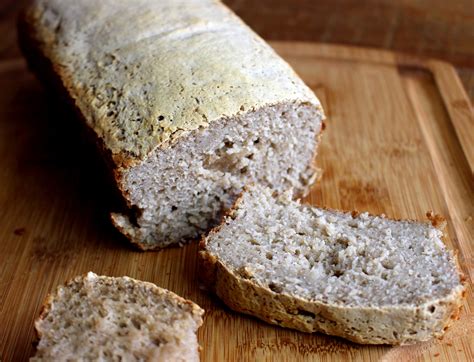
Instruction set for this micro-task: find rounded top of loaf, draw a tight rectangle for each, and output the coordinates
[22,0,322,167]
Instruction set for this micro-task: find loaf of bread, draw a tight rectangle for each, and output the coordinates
[199,186,465,345]
[18,0,325,250]
[32,272,204,361]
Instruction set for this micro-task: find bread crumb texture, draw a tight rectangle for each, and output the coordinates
[112,102,322,248]
[21,0,324,249]
[32,272,204,361]
[201,186,465,344]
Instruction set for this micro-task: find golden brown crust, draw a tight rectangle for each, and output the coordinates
[109,213,148,251]
[19,9,138,220]
[198,188,466,345]
[200,253,465,345]
[34,293,55,341]
[426,211,447,229]
[20,1,322,167]
[19,3,325,250]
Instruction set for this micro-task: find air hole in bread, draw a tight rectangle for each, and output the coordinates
[131,318,142,330]
[297,309,316,320]
[201,185,464,345]
[152,337,164,347]
[268,282,283,293]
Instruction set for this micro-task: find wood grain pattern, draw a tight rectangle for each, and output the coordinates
[0,42,472,361]
[226,0,474,68]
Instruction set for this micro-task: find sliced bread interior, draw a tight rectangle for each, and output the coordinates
[199,186,465,345]
[32,272,204,361]
[19,0,324,250]
[111,102,322,249]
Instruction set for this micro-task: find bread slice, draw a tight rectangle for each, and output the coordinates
[32,272,204,361]
[199,186,465,345]
[18,0,324,250]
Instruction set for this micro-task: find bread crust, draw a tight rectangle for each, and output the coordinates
[33,272,205,358]
[198,190,466,345]
[35,272,204,327]
[110,101,324,250]
[19,0,322,167]
[18,0,325,249]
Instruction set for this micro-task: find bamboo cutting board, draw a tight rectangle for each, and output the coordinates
[0,42,473,361]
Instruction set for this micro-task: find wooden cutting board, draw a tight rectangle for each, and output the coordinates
[0,42,472,361]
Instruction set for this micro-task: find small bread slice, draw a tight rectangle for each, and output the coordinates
[32,272,204,361]
[199,186,465,345]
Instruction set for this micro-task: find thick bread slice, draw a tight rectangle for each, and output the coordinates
[32,272,204,361]
[199,186,465,345]
[18,0,325,249]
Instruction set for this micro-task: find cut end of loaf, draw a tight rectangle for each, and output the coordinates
[114,102,324,250]
[19,0,325,251]
[32,272,204,361]
[200,185,465,344]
